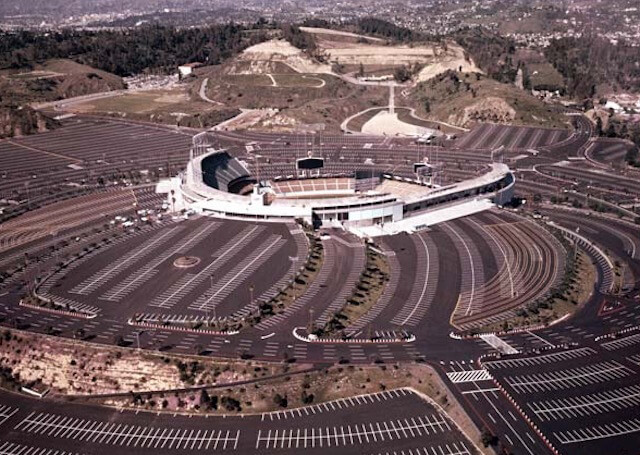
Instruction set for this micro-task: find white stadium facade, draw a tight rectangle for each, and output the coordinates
[157,133,515,237]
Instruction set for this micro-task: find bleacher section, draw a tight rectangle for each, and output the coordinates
[375,179,431,199]
[271,177,355,198]
[201,152,252,192]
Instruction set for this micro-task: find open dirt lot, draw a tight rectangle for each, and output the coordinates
[67,87,240,128]
[0,328,295,396]
[233,39,332,74]
[362,110,437,136]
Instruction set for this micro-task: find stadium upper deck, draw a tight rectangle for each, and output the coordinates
[157,135,515,235]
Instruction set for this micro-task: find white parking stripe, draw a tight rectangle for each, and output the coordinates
[254,413,451,449]
[13,413,239,451]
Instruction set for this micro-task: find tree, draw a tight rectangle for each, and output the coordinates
[273,393,288,408]
[423,98,431,113]
[521,64,531,90]
[481,429,499,447]
[595,117,603,136]
[394,65,411,83]
[301,390,314,404]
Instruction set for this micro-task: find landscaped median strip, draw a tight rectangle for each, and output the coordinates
[19,298,97,319]
[292,327,415,344]
[127,317,239,336]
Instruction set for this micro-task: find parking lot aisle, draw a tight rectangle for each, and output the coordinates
[0,406,19,429]
[348,345,367,362]
[322,345,337,361]
[236,339,253,357]
[150,331,171,349]
[366,441,473,455]
[262,341,280,358]
[175,333,199,351]
[465,382,546,455]
[402,343,422,361]
[293,343,307,361]
[376,345,395,362]
[97,321,125,341]
[206,338,224,354]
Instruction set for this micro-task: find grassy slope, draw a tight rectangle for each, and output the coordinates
[206,65,388,131]
[0,59,126,137]
[1,59,125,103]
[410,71,568,128]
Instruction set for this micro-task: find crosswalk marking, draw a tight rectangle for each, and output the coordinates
[446,369,492,384]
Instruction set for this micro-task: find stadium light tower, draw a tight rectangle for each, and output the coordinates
[253,154,262,185]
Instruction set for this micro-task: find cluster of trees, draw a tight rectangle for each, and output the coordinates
[0,104,58,139]
[200,390,241,412]
[301,18,332,29]
[596,116,640,145]
[357,17,420,42]
[594,118,640,167]
[626,147,639,167]
[393,66,412,83]
[176,360,204,385]
[545,36,640,99]
[273,393,288,408]
[450,27,517,83]
[280,24,330,63]
[0,23,269,76]
[281,24,317,52]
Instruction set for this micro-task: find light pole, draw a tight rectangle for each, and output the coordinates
[249,284,254,307]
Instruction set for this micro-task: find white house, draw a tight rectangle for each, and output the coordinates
[178,62,202,77]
